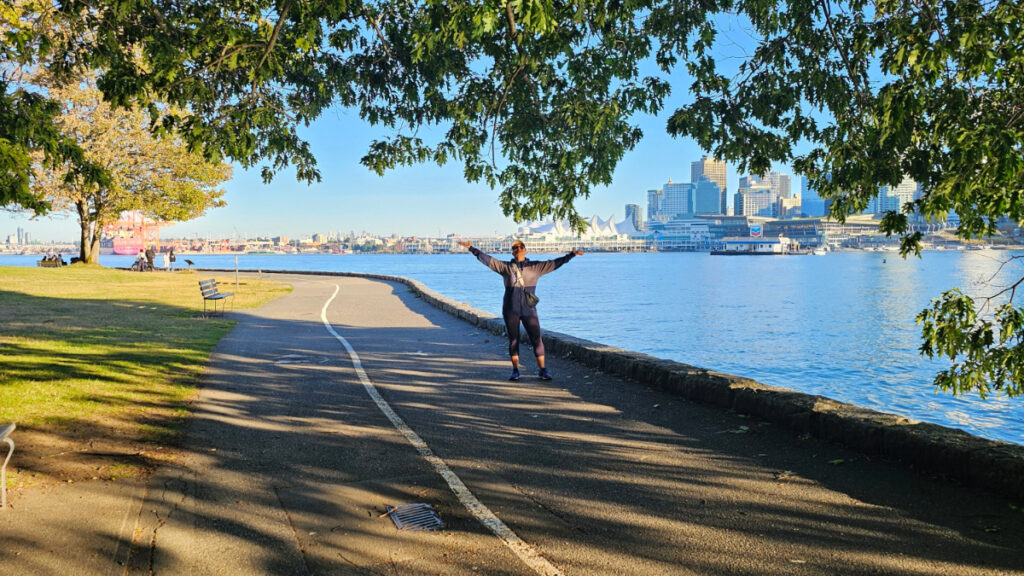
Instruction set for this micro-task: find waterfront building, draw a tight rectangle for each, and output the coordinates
[694,215,748,238]
[714,235,797,255]
[625,204,643,231]
[691,156,728,214]
[518,214,648,251]
[818,215,888,249]
[353,234,384,248]
[765,218,824,247]
[647,218,711,250]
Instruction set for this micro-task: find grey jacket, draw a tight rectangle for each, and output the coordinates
[469,246,576,317]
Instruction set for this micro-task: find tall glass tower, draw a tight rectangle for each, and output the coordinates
[691,156,728,214]
[625,204,643,230]
[663,180,695,217]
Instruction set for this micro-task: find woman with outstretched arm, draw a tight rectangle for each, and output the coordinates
[458,239,584,381]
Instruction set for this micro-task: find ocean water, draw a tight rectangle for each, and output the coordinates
[5,250,1024,445]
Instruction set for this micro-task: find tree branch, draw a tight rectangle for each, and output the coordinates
[253,0,292,92]
[168,44,263,90]
[363,8,394,61]
[488,63,526,165]
[975,257,1024,314]
[819,0,871,111]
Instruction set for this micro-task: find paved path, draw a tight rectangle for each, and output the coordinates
[3,273,1024,575]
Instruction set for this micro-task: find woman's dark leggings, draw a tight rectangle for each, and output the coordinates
[504,314,545,358]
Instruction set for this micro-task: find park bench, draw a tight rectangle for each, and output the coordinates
[2,423,14,509]
[198,279,234,317]
[36,259,61,268]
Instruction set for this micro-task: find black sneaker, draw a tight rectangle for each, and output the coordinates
[539,368,553,381]
[509,368,520,381]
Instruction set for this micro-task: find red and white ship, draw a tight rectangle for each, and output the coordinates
[103,211,167,255]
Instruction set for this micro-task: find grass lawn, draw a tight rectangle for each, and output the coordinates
[0,265,291,488]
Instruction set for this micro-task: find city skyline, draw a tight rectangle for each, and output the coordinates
[1,96,800,243]
[4,142,818,244]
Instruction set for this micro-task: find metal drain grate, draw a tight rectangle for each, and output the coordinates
[384,503,443,532]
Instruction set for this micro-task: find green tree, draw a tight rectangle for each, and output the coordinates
[28,74,230,263]
[0,0,106,212]
[660,0,1024,397]
[47,0,671,229]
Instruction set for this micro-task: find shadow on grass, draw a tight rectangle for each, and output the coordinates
[0,289,232,482]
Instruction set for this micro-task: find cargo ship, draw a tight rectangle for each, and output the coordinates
[102,211,166,255]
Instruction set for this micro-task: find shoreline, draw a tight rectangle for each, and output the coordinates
[2,243,1021,257]
[6,256,1023,448]
[204,267,1024,501]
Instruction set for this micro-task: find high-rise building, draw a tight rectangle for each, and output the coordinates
[777,195,802,219]
[874,176,919,214]
[735,186,775,217]
[625,204,643,231]
[765,172,792,199]
[662,180,695,217]
[646,189,665,224]
[737,170,794,216]
[16,227,24,245]
[693,179,722,215]
[801,176,826,217]
[692,156,728,214]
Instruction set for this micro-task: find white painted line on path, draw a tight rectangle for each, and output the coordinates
[320,285,564,576]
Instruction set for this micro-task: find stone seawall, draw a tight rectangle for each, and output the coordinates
[247,269,1024,501]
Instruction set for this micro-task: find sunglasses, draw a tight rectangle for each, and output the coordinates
[512,245,525,252]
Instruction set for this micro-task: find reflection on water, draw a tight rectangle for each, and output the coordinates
[3,250,1022,445]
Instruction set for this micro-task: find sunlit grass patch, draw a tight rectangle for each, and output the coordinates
[0,265,291,486]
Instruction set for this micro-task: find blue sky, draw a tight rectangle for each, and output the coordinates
[5,103,794,243]
[3,19,800,243]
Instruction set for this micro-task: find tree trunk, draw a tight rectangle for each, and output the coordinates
[77,200,100,264]
[79,224,93,263]
[89,233,101,263]
[77,201,89,262]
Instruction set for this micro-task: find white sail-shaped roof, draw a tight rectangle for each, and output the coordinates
[520,214,645,238]
[614,216,641,236]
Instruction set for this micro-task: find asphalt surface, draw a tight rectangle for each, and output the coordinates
[2,272,1024,575]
